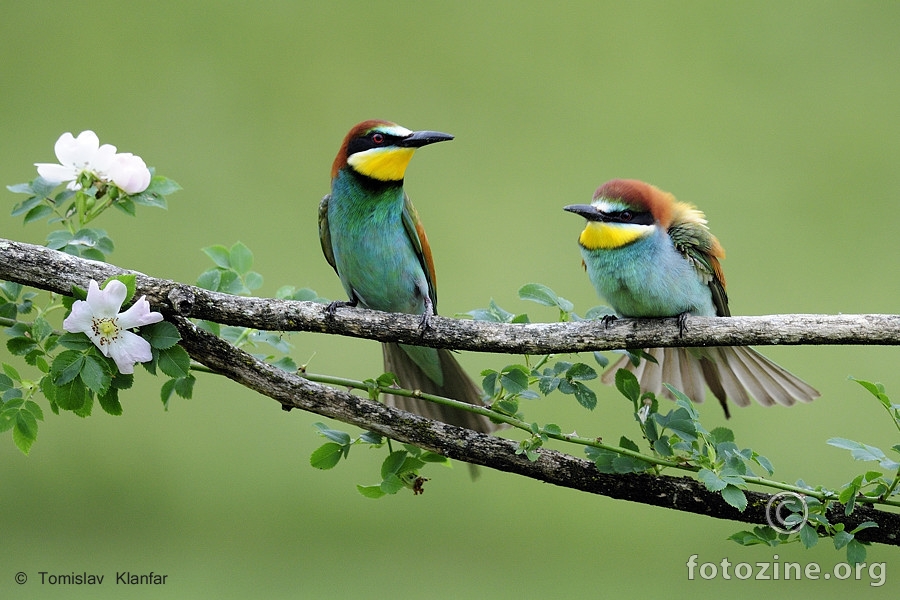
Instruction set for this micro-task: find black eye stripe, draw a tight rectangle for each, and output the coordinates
[347,131,403,156]
[600,210,654,226]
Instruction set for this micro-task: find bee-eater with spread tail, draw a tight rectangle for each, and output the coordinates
[319,120,499,432]
[565,179,819,418]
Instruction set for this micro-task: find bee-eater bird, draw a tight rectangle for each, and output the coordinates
[564,179,819,418]
[319,120,499,432]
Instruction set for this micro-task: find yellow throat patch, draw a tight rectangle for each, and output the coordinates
[348,147,416,182]
[578,221,652,250]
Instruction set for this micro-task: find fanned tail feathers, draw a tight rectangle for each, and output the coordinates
[601,346,819,418]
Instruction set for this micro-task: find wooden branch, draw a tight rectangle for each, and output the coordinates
[3,236,900,545]
[2,238,899,354]
[171,315,900,546]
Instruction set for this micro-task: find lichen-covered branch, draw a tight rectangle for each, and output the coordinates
[2,238,899,354]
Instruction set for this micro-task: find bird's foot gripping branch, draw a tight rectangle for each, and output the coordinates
[2,130,900,570]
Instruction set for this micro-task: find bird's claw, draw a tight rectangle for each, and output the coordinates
[418,311,432,333]
[676,312,689,337]
[325,298,356,318]
[601,314,618,329]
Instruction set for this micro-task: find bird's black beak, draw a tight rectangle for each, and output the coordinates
[564,204,604,222]
[399,130,454,148]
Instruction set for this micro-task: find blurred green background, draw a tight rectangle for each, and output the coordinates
[2,1,899,597]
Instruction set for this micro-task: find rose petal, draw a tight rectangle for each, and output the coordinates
[108,331,153,374]
[62,299,96,335]
[35,163,78,184]
[88,279,128,318]
[56,131,100,167]
[108,152,151,194]
[117,296,163,329]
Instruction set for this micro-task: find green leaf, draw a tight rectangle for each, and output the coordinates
[51,350,86,386]
[111,371,134,390]
[310,442,345,470]
[142,321,181,350]
[850,520,878,534]
[3,363,22,382]
[202,245,232,269]
[313,422,352,445]
[721,485,748,511]
[381,450,408,479]
[24,204,53,224]
[270,356,297,372]
[591,352,609,368]
[196,268,222,291]
[56,332,94,351]
[229,242,253,275]
[728,526,778,546]
[217,270,249,295]
[419,452,449,464]
[493,397,519,417]
[173,375,195,399]
[160,379,176,409]
[499,366,530,394]
[827,437,900,470]
[698,468,727,492]
[13,421,36,454]
[7,336,39,356]
[144,175,182,196]
[31,316,53,343]
[709,427,734,444]
[611,455,652,473]
[618,436,640,453]
[848,377,889,406]
[614,369,641,404]
[53,378,87,411]
[542,423,562,436]
[832,530,854,550]
[11,195,43,216]
[799,523,819,549]
[157,345,191,378]
[113,197,137,216]
[585,447,618,473]
[653,437,674,456]
[357,485,386,499]
[465,299,523,323]
[846,539,867,565]
[566,363,597,381]
[518,283,560,307]
[98,388,123,416]
[380,473,404,495]
[130,191,167,209]
[7,181,37,195]
[572,381,597,410]
[79,355,111,396]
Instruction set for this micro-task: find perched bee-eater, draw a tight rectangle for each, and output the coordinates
[319,120,498,432]
[565,179,819,417]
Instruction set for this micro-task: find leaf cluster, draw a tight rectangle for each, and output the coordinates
[309,422,448,498]
[195,243,328,373]
[8,173,179,261]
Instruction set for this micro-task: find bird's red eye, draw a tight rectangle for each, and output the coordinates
[620,210,633,222]
[372,133,384,144]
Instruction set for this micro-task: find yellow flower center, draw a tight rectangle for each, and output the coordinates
[95,318,120,341]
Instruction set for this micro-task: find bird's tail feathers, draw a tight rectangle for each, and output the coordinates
[382,342,503,433]
[601,346,819,418]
